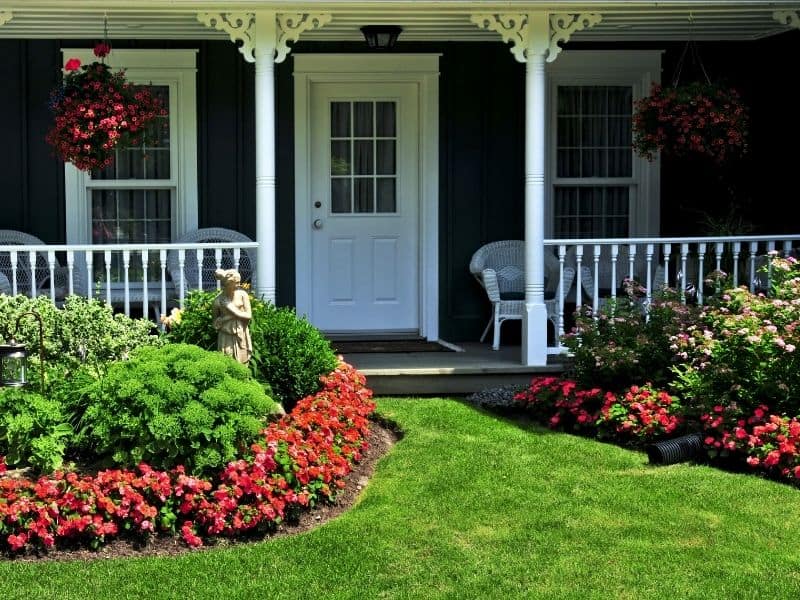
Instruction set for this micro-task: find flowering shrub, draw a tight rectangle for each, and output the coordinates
[563,284,700,391]
[597,384,683,441]
[0,360,375,553]
[46,43,165,171]
[632,82,749,163]
[671,255,800,419]
[514,377,604,432]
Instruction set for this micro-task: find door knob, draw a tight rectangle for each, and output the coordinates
[313,219,323,230]
[314,201,322,208]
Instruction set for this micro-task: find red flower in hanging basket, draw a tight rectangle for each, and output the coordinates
[46,57,166,172]
[93,42,112,58]
[632,82,749,164]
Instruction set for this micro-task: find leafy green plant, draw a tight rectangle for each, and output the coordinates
[0,388,72,474]
[77,343,282,475]
[0,294,162,385]
[168,290,337,407]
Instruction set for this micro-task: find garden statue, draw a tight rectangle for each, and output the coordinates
[212,268,253,365]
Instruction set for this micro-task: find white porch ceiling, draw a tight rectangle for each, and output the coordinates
[0,2,798,42]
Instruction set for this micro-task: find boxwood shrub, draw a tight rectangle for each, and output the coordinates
[76,343,282,475]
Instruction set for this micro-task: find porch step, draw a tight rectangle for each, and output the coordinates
[342,342,569,396]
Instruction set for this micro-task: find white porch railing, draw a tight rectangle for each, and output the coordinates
[0,241,259,321]
[544,234,800,353]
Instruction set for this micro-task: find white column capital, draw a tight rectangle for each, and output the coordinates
[774,10,800,29]
[0,11,13,26]
[197,12,331,63]
[470,12,601,62]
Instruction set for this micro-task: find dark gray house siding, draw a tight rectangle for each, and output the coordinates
[0,32,797,341]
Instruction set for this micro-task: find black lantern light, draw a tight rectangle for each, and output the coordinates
[360,25,402,50]
[0,311,45,391]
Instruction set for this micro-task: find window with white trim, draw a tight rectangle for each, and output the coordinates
[547,51,661,239]
[63,49,198,281]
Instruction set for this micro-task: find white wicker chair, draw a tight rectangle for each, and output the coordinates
[166,227,256,294]
[469,240,576,350]
[0,230,86,299]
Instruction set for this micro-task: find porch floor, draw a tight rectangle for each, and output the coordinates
[341,342,568,395]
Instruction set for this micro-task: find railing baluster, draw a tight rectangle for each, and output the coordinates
[122,250,131,316]
[715,242,724,295]
[234,247,241,273]
[749,241,758,292]
[141,249,149,321]
[160,250,168,327]
[178,249,186,308]
[28,250,37,297]
[195,249,203,291]
[10,250,18,295]
[558,244,566,341]
[67,250,75,296]
[575,245,583,308]
[610,244,618,300]
[215,248,223,291]
[784,240,793,255]
[767,240,776,290]
[697,243,706,305]
[645,243,654,307]
[627,244,636,282]
[104,250,112,306]
[680,243,689,304]
[732,242,741,287]
[86,252,94,301]
[592,244,600,314]
[662,243,671,288]
[47,250,56,302]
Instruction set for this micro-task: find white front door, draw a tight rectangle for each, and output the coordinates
[308,82,419,333]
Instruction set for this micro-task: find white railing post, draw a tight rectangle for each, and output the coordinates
[104,250,112,306]
[28,250,36,297]
[10,250,18,295]
[732,242,741,287]
[645,243,654,306]
[680,243,689,304]
[610,244,619,300]
[67,250,75,296]
[141,249,149,320]
[558,244,567,340]
[592,244,600,314]
[86,252,94,301]
[47,250,56,302]
[122,250,131,316]
[662,243,671,288]
[160,250,168,324]
[749,241,758,292]
[575,244,584,307]
[178,249,186,308]
[697,243,706,305]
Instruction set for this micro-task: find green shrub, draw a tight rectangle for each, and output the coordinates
[0,388,72,474]
[168,290,337,407]
[0,295,162,386]
[77,343,282,475]
[562,284,700,391]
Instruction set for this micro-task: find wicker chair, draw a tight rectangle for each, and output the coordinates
[166,227,256,296]
[0,230,86,299]
[469,240,576,350]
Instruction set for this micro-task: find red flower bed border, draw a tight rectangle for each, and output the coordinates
[0,360,375,553]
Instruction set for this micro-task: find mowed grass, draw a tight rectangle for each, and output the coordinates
[2,398,800,599]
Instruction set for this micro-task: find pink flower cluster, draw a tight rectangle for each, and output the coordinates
[633,82,749,163]
[598,384,683,439]
[515,376,604,431]
[0,361,375,553]
[701,404,800,481]
[46,44,165,172]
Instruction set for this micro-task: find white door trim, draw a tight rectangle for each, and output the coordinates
[293,53,440,340]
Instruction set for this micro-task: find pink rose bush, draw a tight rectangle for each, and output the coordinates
[0,361,375,553]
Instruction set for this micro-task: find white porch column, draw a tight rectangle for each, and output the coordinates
[254,11,278,302]
[198,12,331,303]
[472,12,601,365]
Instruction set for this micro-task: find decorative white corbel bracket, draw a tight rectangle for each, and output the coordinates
[0,11,13,26]
[198,12,330,63]
[471,12,601,62]
[774,10,800,29]
[276,13,332,62]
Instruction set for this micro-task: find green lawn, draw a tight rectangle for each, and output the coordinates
[2,398,800,599]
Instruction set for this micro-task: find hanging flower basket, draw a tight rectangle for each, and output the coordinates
[46,43,166,172]
[632,82,749,164]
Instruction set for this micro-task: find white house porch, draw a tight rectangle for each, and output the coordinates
[1,2,799,366]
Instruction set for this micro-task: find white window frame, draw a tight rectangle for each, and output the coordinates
[546,50,662,238]
[61,49,198,244]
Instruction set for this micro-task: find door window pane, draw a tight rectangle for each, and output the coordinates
[329,100,398,215]
[553,186,629,238]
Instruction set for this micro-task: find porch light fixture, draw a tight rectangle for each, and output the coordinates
[360,25,402,50]
[0,311,45,391]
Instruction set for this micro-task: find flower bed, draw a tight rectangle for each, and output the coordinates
[0,361,375,553]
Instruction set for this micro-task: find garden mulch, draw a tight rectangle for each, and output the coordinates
[5,421,398,563]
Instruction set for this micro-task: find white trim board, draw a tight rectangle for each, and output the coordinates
[293,53,440,341]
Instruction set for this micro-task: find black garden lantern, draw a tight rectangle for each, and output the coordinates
[0,311,45,391]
